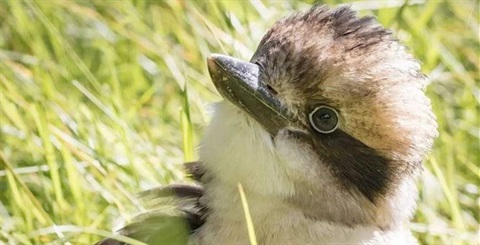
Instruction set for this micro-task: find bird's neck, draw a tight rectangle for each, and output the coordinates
[199,102,295,197]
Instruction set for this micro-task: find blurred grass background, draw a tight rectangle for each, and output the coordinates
[0,0,478,244]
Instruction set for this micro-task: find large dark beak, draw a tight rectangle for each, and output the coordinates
[207,54,295,135]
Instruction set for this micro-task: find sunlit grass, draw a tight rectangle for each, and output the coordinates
[0,0,478,244]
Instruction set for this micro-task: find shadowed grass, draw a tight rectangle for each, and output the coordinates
[0,0,478,244]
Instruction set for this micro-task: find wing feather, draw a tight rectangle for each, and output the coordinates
[96,162,208,245]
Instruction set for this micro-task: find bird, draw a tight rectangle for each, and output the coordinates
[97,4,438,245]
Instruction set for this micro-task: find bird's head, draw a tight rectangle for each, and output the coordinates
[204,5,437,229]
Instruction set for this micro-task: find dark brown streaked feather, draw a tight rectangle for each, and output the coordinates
[139,184,204,199]
[309,129,401,203]
[96,166,208,245]
[184,161,206,182]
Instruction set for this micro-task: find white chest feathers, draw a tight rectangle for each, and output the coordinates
[194,102,417,244]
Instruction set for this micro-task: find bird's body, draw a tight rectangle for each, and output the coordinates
[193,103,417,244]
[98,4,437,245]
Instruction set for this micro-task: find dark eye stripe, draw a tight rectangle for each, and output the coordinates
[309,129,397,203]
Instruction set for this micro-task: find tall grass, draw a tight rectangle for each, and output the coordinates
[0,0,478,244]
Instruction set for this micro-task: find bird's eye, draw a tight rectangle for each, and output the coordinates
[309,106,339,134]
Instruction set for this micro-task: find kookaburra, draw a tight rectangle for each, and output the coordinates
[98,4,438,245]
